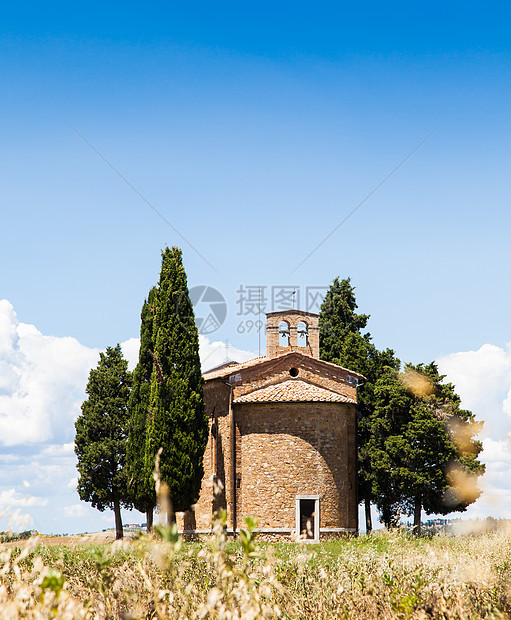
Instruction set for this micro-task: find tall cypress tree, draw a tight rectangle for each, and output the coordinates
[319,277,399,531]
[126,287,157,530]
[319,277,371,371]
[145,247,208,517]
[75,345,132,539]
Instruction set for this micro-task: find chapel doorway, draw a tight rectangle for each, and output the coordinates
[297,497,318,539]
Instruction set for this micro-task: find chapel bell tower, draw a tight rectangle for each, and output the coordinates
[266,310,320,359]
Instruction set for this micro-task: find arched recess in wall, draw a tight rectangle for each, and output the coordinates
[297,320,308,347]
[279,321,290,346]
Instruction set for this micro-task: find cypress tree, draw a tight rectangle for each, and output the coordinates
[320,278,485,533]
[126,287,157,530]
[398,363,485,533]
[74,345,132,539]
[319,277,399,531]
[145,247,208,518]
[367,366,423,528]
[367,362,485,531]
[319,277,371,370]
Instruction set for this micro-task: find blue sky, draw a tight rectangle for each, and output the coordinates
[1,2,511,534]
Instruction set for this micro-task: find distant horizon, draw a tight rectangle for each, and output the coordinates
[9,513,511,539]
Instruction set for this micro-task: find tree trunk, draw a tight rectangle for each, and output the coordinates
[381,503,399,529]
[413,494,421,536]
[365,498,373,533]
[380,504,391,529]
[113,499,123,539]
[146,507,153,532]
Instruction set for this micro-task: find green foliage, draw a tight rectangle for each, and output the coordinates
[91,546,116,594]
[74,344,132,532]
[369,362,485,526]
[0,530,36,542]
[126,286,158,515]
[40,569,65,598]
[319,276,371,372]
[239,517,260,560]
[154,522,182,548]
[319,277,400,516]
[145,246,208,513]
[319,277,484,529]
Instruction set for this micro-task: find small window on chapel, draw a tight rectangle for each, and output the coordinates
[297,321,308,347]
[279,321,290,346]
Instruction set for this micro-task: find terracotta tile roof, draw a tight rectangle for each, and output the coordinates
[233,380,355,404]
[203,351,365,382]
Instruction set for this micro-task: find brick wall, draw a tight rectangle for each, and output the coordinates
[182,392,358,535]
[235,401,357,530]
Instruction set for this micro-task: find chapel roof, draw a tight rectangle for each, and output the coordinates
[204,360,240,374]
[203,350,365,382]
[203,355,271,379]
[233,379,355,404]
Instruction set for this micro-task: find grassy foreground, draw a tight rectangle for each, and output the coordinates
[1,518,511,618]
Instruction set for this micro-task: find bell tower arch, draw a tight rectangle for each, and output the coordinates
[266,310,319,359]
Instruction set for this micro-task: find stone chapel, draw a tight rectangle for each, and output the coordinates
[177,309,363,540]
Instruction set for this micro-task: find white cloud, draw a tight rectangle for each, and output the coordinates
[121,337,140,371]
[438,343,511,438]
[63,503,91,518]
[120,334,254,375]
[0,488,48,507]
[198,334,254,372]
[479,437,511,464]
[437,344,511,519]
[0,508,34,532]
[40,443,75,457]
[0,300,100,446]
[0,454,20,463]
[2,296,511,527]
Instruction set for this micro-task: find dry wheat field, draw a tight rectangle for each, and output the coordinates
[1,516,511,619]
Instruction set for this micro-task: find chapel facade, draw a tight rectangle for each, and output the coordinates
[177,309,363,540]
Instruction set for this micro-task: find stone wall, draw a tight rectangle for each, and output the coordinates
[235,401,357,531]
[179,398,357,535]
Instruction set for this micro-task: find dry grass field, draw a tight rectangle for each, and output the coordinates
[1,516,511,618]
